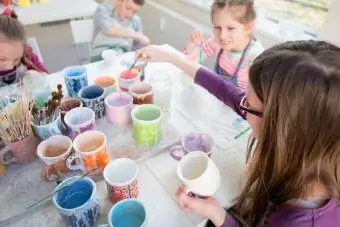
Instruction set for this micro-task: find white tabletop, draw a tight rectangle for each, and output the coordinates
[15,0,98,26]
[0,45,249,227]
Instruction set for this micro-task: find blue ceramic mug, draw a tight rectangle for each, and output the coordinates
[33,114,63,140]
[63,66,89,97]
[108,199,147,227]
[79,85,105,119]
[53,176,100,227]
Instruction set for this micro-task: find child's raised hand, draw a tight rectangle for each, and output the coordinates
[186,30,206,54]
[175,185,226,226]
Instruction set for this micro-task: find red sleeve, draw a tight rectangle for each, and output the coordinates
[26,46,48,73]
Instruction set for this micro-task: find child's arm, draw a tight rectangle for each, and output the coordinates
[94,4,147,44]
[132,16,150,50]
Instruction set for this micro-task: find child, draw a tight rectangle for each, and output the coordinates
[184,0,263,90]
[0,8,47,86]
[91,0,150,62]
[137,41,340,226]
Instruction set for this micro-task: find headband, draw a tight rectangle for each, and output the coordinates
[0,8,12,17]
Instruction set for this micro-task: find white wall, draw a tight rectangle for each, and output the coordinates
[318,0,340,47]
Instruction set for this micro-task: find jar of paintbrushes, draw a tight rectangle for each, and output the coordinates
[0,88,39,164]
[31,84,64,141]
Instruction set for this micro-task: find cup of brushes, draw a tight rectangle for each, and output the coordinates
[31,84,65,141]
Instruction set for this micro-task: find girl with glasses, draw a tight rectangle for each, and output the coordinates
[137,40,340,226]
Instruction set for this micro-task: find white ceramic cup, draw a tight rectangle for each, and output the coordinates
[177,151,221,197]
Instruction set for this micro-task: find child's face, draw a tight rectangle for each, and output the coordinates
[116,0,141,20]
[0,40,23,71]
[245,83,263,138]
[212,9,253,51]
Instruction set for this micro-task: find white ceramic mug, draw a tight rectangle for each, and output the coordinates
[177,151,221,197]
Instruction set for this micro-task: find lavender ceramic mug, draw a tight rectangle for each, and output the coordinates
[64,107,96,140]
[170,132,214,161]
[105,92,133,126]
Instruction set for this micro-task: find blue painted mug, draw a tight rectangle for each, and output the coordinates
[79,85,105,119]
[108,199,147,227]
[33,114,63,140]
[63,66,89,97]
[53,176,100,227]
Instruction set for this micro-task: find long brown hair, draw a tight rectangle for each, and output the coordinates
[0,10,42,72]
[232,40,340,226]
[211,0,256,24]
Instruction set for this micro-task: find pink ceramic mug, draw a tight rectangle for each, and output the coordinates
[0,134,39,164]
[105,92,133,126]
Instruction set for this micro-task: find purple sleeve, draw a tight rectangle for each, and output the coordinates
[221,213,241,227]
[194,67,245,117]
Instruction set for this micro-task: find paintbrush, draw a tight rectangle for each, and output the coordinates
[25,168,99,210]
[129,53,143,70]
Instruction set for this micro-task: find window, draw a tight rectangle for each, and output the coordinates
[182,0,331,40]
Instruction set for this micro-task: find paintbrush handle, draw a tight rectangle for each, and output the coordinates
[25,168,98,210]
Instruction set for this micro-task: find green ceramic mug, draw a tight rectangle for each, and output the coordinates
[131,104,162,147]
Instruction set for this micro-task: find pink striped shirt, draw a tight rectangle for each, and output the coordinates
[185,38,264,90]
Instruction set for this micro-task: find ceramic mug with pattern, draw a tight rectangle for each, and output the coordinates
[131,104,162,147]
[37,135,73,182]
[53,176,100,227]
[128,82,153,105]
[78,85,105,119]
[63,66,88,97]
[32,113,64,140]
[64,107,96,140]
[67,130,109,175]
[103,158,139,204]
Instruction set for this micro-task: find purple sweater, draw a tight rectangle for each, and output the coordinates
[194,67,340,227]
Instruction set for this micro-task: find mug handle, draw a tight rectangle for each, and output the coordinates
[66,153,83,171]
[186,188,207,199]
[0,146,16,164]
[41,164,60,182]
[170,145,187,161]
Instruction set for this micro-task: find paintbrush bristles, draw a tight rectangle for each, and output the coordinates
[0,81,33,143]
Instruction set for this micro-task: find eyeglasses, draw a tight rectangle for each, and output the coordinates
[239,96,263,118]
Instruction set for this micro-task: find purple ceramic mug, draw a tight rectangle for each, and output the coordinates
[170,132,214,161]
[63,107,96,140]
[105,92,133,126]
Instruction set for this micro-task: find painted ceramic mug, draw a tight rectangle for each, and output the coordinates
[79,85,105,119]
[53,176,100,227]
[105,92,133,126]
[108,199,146,227]
[103,158,139,204]
[128,82,153,105]
[67,130,109,174]
[170,132,215,161]
[177,151,221,197]
[0,134,39,164]
[131,104,162,147]
[60,97,83,123]
[63,66,89,97]
[64,107,96,140]
[94,76,116,96]
[32,113,64,140]
[118,70,140,91]
[37,135,73,182]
